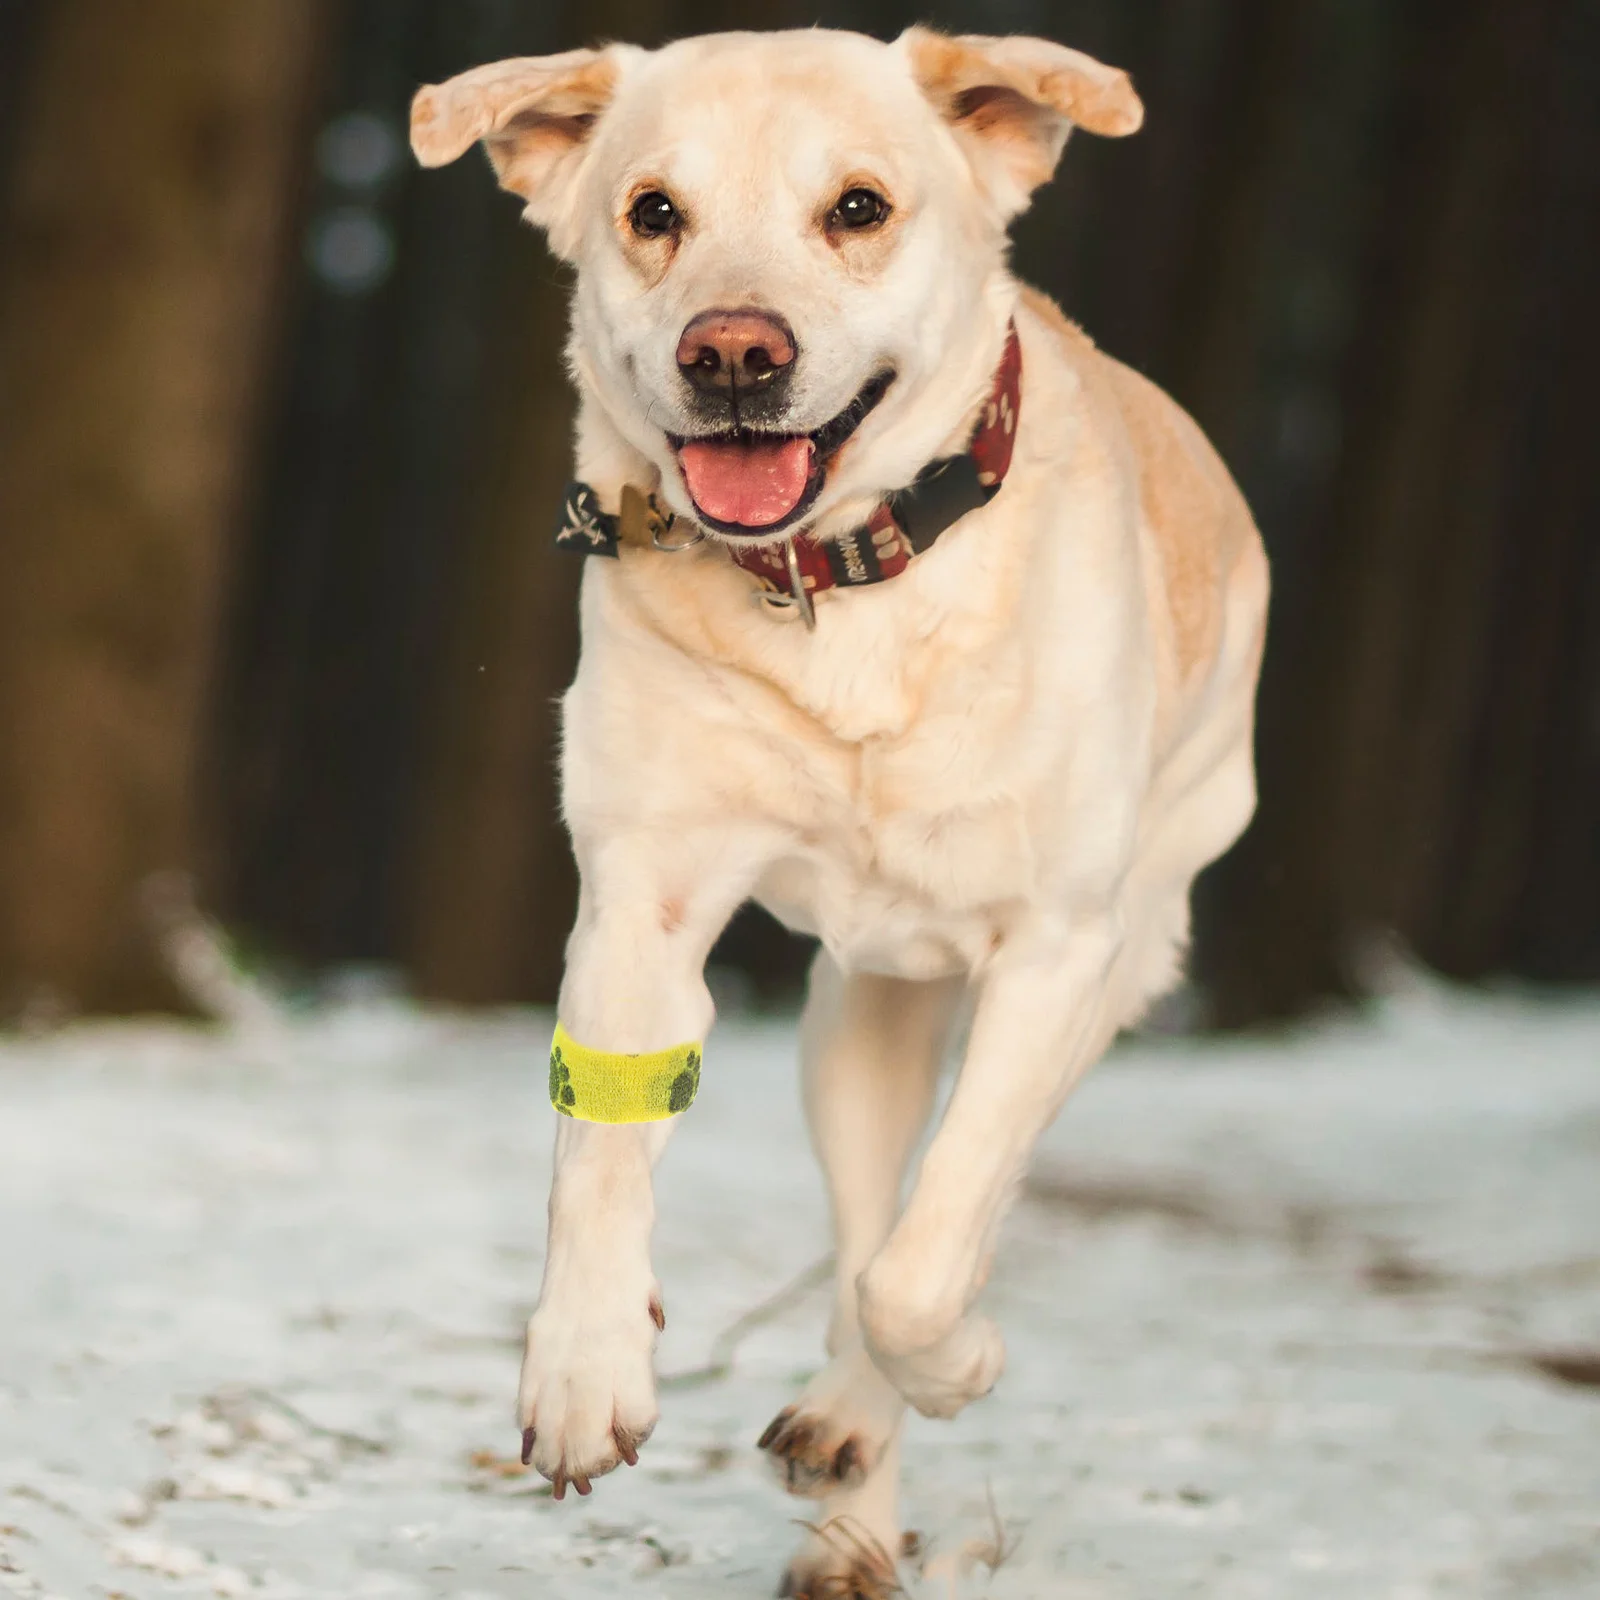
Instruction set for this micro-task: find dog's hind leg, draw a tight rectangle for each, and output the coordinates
[763,952,962,1596]
[856,910,1143,1421]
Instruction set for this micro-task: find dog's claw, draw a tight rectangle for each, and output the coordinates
[573,1472,592,1496]
[520,1427,536,1466]
[649,1296,666,1332]
[613,1423,639,1467]
[551,1469,567,1501]
[758,1407,794,1451]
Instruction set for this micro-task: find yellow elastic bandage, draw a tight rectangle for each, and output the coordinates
[548,1022,702,1124]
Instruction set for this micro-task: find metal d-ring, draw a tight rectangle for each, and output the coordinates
[784,538,817,630]
[652,512,704,553]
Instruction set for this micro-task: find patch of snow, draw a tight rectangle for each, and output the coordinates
[2,980,1598,1597]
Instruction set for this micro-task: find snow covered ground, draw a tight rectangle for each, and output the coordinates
[2,981,1598,1599]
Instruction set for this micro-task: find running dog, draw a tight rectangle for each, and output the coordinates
[412,26,1267,1597]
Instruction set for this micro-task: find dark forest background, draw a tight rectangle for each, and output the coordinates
[0,0,1596,1027]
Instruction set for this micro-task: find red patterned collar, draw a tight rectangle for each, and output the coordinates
[554,322,1022,627]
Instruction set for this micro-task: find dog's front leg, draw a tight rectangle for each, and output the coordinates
[858,912,1125,1418]
[520,1116,670,1497]
[518,831,767,1495]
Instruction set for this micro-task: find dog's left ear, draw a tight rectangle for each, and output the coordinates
[410,46,637,253]
[901,27,1143,219]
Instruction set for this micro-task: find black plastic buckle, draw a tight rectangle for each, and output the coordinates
[888,455,994,555]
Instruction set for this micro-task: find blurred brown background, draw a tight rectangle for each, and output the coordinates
[0,0,1595,1027]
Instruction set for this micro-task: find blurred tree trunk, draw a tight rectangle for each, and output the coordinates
[1197,0,1599,1021]
[402,227,581,1005]
[0,1,323,1018]
[404,0,677,1005]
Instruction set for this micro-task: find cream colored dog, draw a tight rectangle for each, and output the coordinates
[413,25,1266,1597]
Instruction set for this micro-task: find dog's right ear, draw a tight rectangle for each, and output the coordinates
[410,47,635,251]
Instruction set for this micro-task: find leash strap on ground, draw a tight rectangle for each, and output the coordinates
[548,1023,703,1123]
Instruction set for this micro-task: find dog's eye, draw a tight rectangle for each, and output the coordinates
[629,191,680,237]
[830,187,889,231]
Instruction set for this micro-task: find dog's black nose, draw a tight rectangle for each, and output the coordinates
[676,308,796,397]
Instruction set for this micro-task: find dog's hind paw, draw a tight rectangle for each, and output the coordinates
[757,1347,904,1499]
[759,1407,873,1496]
[779,1517,904,1599]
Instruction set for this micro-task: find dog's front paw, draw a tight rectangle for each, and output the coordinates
[758,1347,904,1498]
[517,1292,663,1497]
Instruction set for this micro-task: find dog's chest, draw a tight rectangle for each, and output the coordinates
[630,533,1043,975]
[750,663,1036,979]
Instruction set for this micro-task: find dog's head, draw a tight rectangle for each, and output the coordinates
[412,28,1141,543]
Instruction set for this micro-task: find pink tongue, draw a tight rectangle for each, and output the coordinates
[678,436,813,527]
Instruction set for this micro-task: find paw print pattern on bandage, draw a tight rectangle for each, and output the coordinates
[549,1044,577,1114]
[668,1048,702,1114]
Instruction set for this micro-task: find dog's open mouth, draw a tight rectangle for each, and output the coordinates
[669,370,895,538]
